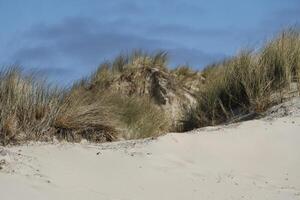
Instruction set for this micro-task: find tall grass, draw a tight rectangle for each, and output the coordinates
[54,51,171,142]
[94,50,168,78]
[0,66,169,144]
[0,67,62,145]
[172,65,199,86]
[1,29,299,144]
[260,29,300,88]
[55,89,169,141]
[181,29,300,131]
[109,95,169,139]
[90,51,169,92]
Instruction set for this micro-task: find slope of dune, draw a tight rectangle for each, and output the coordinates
[0,98,300,200]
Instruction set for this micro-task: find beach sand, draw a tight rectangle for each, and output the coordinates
[1,99,300,200]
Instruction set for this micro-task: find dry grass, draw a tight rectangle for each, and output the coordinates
[181,28,300,131]
[53,91,120,142]
[172,65,198,85]
[111,95,169,139]
[54,51,172,141]
[93,50,168,80]
[261,29,300,85]
[0,66,62,145]
[55,90,169,141]
[1,29,299,144]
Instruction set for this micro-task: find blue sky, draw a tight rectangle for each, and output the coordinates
[0,0,299,84]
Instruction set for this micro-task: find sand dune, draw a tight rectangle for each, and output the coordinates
[1,99,300,200]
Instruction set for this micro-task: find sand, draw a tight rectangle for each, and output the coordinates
[1,99,300,200]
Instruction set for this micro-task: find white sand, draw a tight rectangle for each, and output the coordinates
[1,101,300,200]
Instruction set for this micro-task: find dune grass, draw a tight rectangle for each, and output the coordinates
[0,67,62,145]
[54,51,171,142]
[0,64,169,145]
[54,90,169,141]
[172,65,200,87]
[1,29,299,144]
[106,94,169,139]
[181,28,300,130]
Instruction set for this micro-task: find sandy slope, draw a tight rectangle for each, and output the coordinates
[1,100,300,200]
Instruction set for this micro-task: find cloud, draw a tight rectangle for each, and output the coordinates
[2,0,300,87]
[110,1,143,15]
[8,16,225,84]
[273,7,300,25]
[148,24,232,39]
[168,48,226,67]
[13,45,57,63]
[17,17,173,65]
[255,3,300,34]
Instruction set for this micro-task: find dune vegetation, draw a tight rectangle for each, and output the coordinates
[0,28,299,145]
[0,67,62,145]
[182,28,300,130]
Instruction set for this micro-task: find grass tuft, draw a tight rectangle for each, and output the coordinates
[181,28,300,131]
[0,66,62,145]
[1,28,300,144]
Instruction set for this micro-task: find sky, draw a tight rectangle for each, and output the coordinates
[0,0,299,85]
